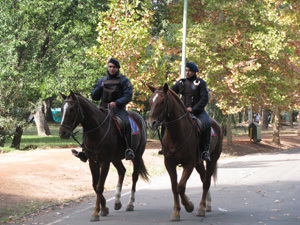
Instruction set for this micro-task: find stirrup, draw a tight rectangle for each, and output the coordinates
[201,151,211,162]
[125,148,135,160]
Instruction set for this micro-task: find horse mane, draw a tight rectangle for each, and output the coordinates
[74,93,103,113]
[167,87,187,113]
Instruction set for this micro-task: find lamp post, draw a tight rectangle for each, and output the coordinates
[180,0,188,79]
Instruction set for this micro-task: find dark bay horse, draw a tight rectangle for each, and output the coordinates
[59,91,149,221]
[147,83,223,221]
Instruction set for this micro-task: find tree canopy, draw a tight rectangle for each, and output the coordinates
[0,0,299,145]
[163,0,300,114]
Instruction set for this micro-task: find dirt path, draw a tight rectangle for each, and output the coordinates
[1,133,300,223]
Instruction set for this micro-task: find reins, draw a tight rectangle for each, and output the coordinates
[60,99,84,133]
[158,121,194,154]
[155,90,195,154]
[83,114,112,153]
[62,95,113,153]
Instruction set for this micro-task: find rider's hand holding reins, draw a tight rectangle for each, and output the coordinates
[109,102,117,109]
[186,107,193,112]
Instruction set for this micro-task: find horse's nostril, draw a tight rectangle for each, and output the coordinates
[147,119,159,131]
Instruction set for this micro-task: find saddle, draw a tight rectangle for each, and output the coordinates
[194,117,205,135]
[191,116,216,137]
[111,115,140,136]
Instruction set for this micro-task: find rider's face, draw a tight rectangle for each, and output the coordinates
[108,63,119,75]
[185,68,196,78]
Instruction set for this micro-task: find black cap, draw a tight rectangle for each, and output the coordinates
[186,62,199,72]
[108,58,120,68]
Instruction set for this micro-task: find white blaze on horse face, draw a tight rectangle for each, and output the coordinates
[60,102,69,125]
[152,93,158,103]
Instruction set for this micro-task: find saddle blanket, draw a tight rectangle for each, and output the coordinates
[211,127,217,136]
[129,116,140,135]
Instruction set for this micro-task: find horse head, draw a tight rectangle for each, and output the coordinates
[59,91,84,139]
[147,83,169,131]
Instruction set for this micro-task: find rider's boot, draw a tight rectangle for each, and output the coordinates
[71,148,88,162]
[125,125,135,160]
[201,127,211,162]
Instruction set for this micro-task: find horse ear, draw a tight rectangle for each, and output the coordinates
[147,83,156,93]
[70,91,76,99]
[163,83,169,93]
[60,93,67,100]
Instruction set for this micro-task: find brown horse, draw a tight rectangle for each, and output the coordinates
[147,83,223,221]
[59,91,149,221]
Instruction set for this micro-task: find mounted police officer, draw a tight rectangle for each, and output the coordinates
[171,62,211,161]
[72,58,135,161]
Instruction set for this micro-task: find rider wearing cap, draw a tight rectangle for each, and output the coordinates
[171,62,211,161]
[72,58,135,161]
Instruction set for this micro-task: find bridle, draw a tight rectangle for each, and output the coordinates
[151,90,194,154]
[61,96,112,151]
[150,90,189,127]
[149,90,170,124]
[60,99,84,134]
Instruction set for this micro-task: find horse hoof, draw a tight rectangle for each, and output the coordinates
[126,205,134,211]
[114,202,122,210]
[206,206,212,212]
[185,201,194,213]
[170,215,180,221]
[100,207,109,217]
[170,212,180,221]
[197,210,205,217]
[90,215,100,221]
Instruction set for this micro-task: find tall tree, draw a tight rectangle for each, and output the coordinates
[164,0,300,143]
[0,0,103,146]
[88,0,173,110]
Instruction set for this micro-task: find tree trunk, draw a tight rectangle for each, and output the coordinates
[262,106,269,130]
[44,97,55,123]
[34,100,51,136]
[227,114,232,145]
[269,111,275,124]
[289,111,293,128]
[243,107,247,123]
[0,127,5,147]
[248,106,253,124]
[258,107,262,126]
[238,112,242,123]
[297,110,300,136]
[272,107,280,145]
[11,126,23,149]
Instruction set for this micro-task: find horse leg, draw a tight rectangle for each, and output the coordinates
[206,190,212,212]
[98,162,110,217]
[89,161,110,221]
[165,161,180,221]
[195,161,205,182]
[125,158,140,211]
[112,161,126,210]
[178,165,194,213]
[196,161,216,217]
[89,160,101,221]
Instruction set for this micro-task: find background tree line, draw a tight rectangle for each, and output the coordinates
[0,0,299,149]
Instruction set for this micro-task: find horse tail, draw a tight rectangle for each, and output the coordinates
[139,117,150,182]
[138,158,150,182]
[212,162,218,186]
[132,111,149,182]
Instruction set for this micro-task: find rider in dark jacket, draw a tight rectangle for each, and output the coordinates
[171,62,211,161]
[72,58,135,161]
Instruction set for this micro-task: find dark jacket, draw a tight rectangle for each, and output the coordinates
[91,71,133,108]
[171,75,209,115]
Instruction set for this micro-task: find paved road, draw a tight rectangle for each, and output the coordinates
[15,149,300,225]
